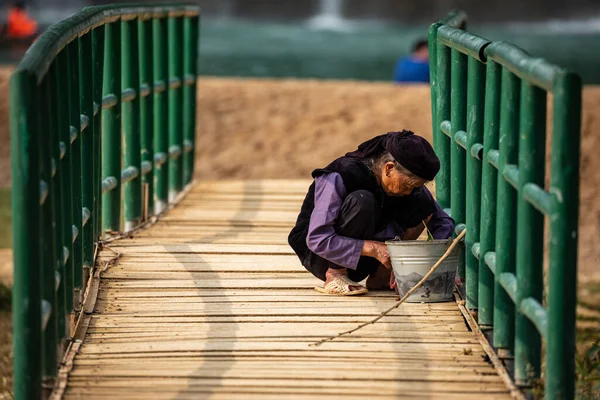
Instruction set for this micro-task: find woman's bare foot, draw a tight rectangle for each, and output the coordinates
[366,264,392,290]
[324,267,366,292]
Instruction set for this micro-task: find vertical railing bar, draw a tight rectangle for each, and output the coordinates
[40,75,58,388]
[428,23,441,154]
[190,15,200,180]
[48,61,67,363]
[493,67,521,356]
[153,15,169,214]
[10,69,42,399]
[79,31,94,299]
[182,14,198,185]
[189,14,200,184]
[102,21,122,232]
[92,26,105,243]
[545,72,582,400]
[167,14,184,201]
[67,39,83,313]
[435,41,451,209]
[465,56,485,309]
[478,59,501,327]
[138,17,154,217]
[450,48,467,282]
[56,50,74,323]
[514,80,546,385]
[122,17,142,232]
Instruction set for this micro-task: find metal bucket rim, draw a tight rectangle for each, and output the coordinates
[385,239,452,246]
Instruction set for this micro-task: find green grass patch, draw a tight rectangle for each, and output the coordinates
[588,282,600,295]
[576,340,600,399]
[576,281,600,399]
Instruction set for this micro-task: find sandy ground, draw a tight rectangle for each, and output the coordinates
[194,77,600,281]
[0,251,11,288]
[0,70,598,281]
[194,78,433,180]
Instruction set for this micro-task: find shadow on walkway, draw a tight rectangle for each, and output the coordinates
[165,180,264,398]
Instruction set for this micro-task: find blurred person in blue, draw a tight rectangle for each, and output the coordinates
[393,39,430,84]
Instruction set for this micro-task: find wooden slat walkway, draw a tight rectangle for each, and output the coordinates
[59,180,515,399]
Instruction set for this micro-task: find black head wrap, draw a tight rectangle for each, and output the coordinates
[345,130,440,181]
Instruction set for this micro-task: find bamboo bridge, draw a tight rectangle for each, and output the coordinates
[9,5,581,400]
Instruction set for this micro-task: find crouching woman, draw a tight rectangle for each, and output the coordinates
[288,130,455,296]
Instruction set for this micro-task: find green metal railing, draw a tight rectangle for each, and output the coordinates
[430,12,581,400]
[10,4,200,398]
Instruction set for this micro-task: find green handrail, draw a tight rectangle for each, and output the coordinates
[427,10,467,211]
[429,13,581,400]
[9,4,200,398]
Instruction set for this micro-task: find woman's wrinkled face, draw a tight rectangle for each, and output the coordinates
[380,162,426,196]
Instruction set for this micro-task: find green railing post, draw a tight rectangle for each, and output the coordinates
[139,16,154,217]
[478,60,501,327]
[429,11,468,164]
[493,67,520,354]
[546,73,582,400]
[102,21,122,232]
[92,26,105,242]
[465,56,485,309]
[514,81,546,385]
[450,48,467,281]
[49,62,67,357]
[56,50,74,321]
[10,69,42,400]
[10,5,202,396]
[428,23,441,154]
[428,11,582,398]
[122,17,142,231]
[153,15,169,213]
[183,14,199,185]
[67,40,83,312]
[79,31,94,298]
[435,42,451,210]
[40,76,58,388]
[168,15,184,201]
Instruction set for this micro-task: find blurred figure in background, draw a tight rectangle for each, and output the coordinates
[393,39,430,84]
[6,1,38,40]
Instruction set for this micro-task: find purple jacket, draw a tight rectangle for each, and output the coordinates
[306,172,455,270]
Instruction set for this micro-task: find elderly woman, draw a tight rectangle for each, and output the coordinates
[288,130,455,295]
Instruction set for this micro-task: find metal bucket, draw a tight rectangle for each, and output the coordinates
[385,239,460,303]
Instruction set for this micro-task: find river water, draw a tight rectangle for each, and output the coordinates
[4,11,600,84]
[197,18,600,84]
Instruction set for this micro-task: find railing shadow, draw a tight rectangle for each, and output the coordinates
[162,180,263,398]
[154,179,476,397]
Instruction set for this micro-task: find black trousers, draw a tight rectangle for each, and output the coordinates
[302,190,384,282]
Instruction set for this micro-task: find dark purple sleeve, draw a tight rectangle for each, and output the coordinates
[423,186,455,239]
[306,173,363,270]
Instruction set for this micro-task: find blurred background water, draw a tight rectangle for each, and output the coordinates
[196,18,600,83]
[2,0,600,83]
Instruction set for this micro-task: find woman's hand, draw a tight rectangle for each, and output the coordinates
[362,240,392,269]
